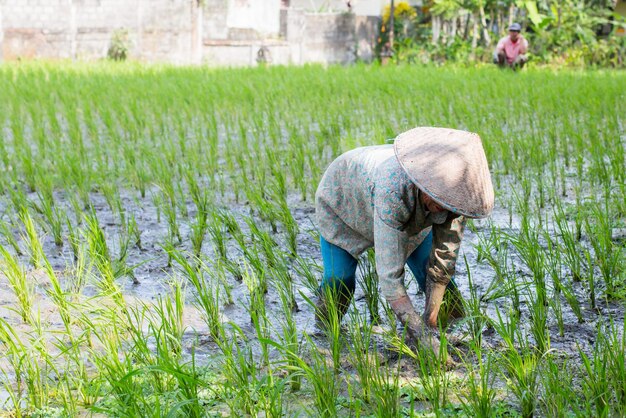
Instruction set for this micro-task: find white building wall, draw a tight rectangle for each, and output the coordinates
[0,0,380,64]
[226,0,281,36]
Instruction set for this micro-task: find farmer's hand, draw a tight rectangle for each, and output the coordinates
[390,296,439,351]
[423,279,447,329]
[390,295,456,368]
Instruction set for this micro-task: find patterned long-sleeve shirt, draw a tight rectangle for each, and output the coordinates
[315,145,466,302]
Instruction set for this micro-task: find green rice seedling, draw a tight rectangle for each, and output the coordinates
[20,210,44,269]
[124,301,172,389]
[473,222,497,264]
[539,356,581,417]
[185,166,211,216]
[65,192,86,225]
[162,235,176,268]
[142,350,206,418]
[245,215,280,272]
[271,262,298,313]
[153,179,182,243]
[550,205,584,320]
[150,279,186,357]
[162,198,182,244]
[573,186,584,241]
[605,316,626,417]
[42,258,74,337]
[287,133,309,202]
[190,209,208,258]
[459,348,497,418]
[241,261,271,365]
[244,184,279,233]
[41,255,93,408]
[543,236,566,336]
[206,209,228,260]
[585,201,625,299]
[273,275,302,392]
[0,366,23,418]
[369,343,402,417]
[345,308,376,403]
[583,247,597,310]
[114,215,141,284]
[0,217,22,255]
[212,258,234,306]
[7,183,29,217]
[309,286,344,373]
[216,323,264,416]
[492,308,541,418]
[67,240,89,294]
[89,322,154,416]
[268,183,299,256]
[101,180,123,218]
[129,212,142,249]
[168,249,223,340]
[578,338,610,417]
[358,249,381,325]
[218,208,245,250]
[509,228,550,353]
[152,191,163,224]
[31,192,65,247]
[415,333,452,416]
[66,216,81,261]
[267,332,338,417]
[0,244,34,323]
[526,284,550,354]
[478,227,523,317]
[0,314,57,414]
[241,244,269,296]
[385,314,452,415]
[84,212,125,308]
[462,256,489,348]
[0,317,30,414]
[120,211,141,251]
[293,254,323,293]
[223,256,244,282]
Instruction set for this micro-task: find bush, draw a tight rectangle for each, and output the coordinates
[107,29,130,61]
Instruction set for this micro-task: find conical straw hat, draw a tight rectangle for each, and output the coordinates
[393,127,494,218]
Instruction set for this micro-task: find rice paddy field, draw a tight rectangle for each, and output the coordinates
[0,62,625,417]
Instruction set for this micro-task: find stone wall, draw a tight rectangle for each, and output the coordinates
[0,0,380,65]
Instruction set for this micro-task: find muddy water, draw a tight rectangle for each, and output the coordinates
[0,185,624,410]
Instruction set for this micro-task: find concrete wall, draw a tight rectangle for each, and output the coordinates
[0,0,380,65]
[1,0,197,62]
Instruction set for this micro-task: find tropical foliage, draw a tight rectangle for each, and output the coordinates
[378,0,626,67]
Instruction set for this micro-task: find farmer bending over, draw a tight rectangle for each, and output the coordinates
[314,127,494,352]
[493,23,529,70]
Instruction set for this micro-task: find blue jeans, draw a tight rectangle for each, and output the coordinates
[319,231,456,300]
